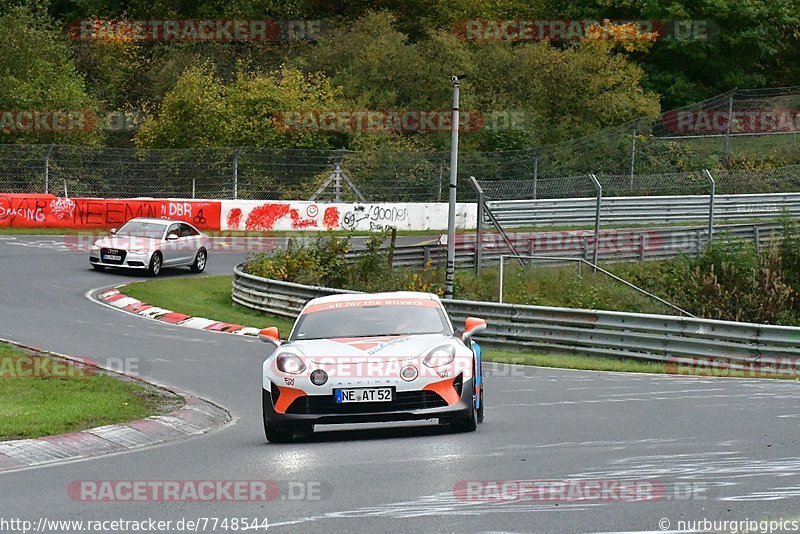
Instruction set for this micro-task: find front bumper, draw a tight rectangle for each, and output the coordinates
[262,377,474,426]
[89,251,150,269]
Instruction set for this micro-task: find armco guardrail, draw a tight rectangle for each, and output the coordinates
[232,264,800,364]
[488,192,800,227]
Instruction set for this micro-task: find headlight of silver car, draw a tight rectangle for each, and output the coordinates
[276,353,306,374]
[422,344,456,367]
[128,248,149,254]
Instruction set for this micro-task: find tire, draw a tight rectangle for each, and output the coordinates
[265,425,295,443]
[452,380,478,433]
[477,385,485,424]
[147,252,162,277]
[262,389,296,443]
[190,249,207,273]
[92,264,105,271]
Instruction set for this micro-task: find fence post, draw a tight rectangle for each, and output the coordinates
[334,162,342,203]
[532,154,538,200]
[629,120,637,189]
[387,226,397,270]
[44,144,54,194]
[589,173,602,271]
[723,89,736,167]
[233,147,242,199]
[703,169,716,244]
[192,177,196,199]
[498,255,505,304]
[471,176,484,274]
[437,161,443,202]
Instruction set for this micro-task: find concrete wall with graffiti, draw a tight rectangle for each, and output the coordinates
[0,194,221,230]
[221,201,477,232]
[0,194,478,232]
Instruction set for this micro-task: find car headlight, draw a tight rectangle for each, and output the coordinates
[422,345,456,368]
[128,248,149,254]
[276,353,306,374]
[91,245,100,252]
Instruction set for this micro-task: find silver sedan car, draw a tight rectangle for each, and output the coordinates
[89,218,210,276]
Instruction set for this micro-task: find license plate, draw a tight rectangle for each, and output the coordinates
[103,254,121,261]
[335,387,393,403]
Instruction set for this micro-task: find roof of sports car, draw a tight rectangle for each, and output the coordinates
[305,291,442,306]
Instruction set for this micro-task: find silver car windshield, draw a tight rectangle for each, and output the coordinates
[290,304,451,341]
[116,221,167,239]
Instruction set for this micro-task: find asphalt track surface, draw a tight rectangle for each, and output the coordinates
[1,235,799,533]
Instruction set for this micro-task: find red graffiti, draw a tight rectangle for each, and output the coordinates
[0,194,221,230]
[323,206,340,229]
[289,208,318,229]
[245,203,291,231]
[227,207,243,230]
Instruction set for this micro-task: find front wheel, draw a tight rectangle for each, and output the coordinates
[451,382,478,433]
[147,252,162,277]
[190,249,207,273]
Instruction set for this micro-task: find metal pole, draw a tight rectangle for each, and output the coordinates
[703,169,716,244]
[498,255,504,304]
[723,90,735,167]
[233,148,241,199]
[44,144,54,194]
[445,75,464,299]
[533,155,538,200]
[629,121,637,189]
[589,173,602,271]
[471,176,484,274]
[192,177,196,199]
[63,178,68,198]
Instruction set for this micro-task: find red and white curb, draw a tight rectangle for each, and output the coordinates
[98,287,262,336]
[0,340,231,474]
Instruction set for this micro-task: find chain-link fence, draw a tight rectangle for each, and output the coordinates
[3,87,800,202]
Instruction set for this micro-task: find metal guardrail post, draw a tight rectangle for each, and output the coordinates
[754,225,761,255]
[472,176,484,274]
[532,155,538,200]
[703,169,716,244]
[589,174,602,271]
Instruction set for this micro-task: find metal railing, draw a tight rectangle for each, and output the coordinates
[232,264,800,364]
[487,191,800,228]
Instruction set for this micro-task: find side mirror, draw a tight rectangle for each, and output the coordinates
[461,317,487,341]
[166,233,179,241]
[110,228,117,235]
[259,327,281,346]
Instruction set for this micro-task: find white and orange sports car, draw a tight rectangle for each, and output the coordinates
[259,291,486,442]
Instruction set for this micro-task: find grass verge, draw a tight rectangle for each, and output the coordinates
[0,342,182,440]
[122,276,295,333]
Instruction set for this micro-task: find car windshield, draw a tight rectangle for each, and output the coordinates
[116,221,167,239]
[290,303,451,341]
